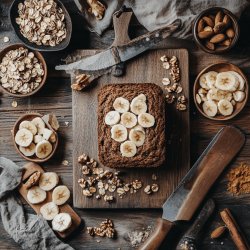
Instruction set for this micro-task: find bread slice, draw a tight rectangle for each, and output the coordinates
[98,83,166,168]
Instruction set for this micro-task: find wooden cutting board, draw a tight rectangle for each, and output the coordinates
[72,48,189,209]
[19,163,81,238]
[71,12,190,208]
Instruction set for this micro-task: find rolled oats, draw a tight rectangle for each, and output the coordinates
[16,0,67,46]
[144,185,152,195]
[151,184,159,192]
[3,37,9,43]
[0,47,44,95]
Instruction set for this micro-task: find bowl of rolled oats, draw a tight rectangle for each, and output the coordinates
[10,0,72,51]
[0,44,47,97]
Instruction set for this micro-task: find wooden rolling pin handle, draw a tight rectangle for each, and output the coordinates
[139,218,174,250]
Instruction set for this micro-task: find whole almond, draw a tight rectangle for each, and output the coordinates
[197,19,205,32]
[204,26,213,32]
[221,39,231,46]
[210,33,226,43]
[213,22,227,33]
[215,11,224,24]
[198,31,214,39]
[226,28,235,38]
[203,16,214,27]
[223,15,231,27]
[205,41,215,50]
[210,226,227,239]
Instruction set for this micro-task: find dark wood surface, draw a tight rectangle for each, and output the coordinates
[1,0,250,249]
[72,48,189,209]
[19,162,81,238]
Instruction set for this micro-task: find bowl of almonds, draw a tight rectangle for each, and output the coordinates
[193,62,248,120]
[9,0,72,51]
[193,7,239,53]
[12,113,59,162]
[0,44,47,97]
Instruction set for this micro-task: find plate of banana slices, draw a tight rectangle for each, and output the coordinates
[12,113,58,162]
[194,62,248,120]
[19,162,81,238]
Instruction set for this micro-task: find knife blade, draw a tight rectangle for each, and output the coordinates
[139,126,245,250]
[55,19,181,72]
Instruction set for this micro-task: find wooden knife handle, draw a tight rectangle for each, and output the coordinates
[139,218,174,250]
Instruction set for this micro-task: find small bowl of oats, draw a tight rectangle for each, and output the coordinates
[0,44,47,97]
[9,0,72,51]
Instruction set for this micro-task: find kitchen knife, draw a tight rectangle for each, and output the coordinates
[55,19,181,72]
[139,126,245,250]
[176,199,215,250]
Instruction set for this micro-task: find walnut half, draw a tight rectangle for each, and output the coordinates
[87,0,105,20]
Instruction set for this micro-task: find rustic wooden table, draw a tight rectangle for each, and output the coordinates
[1,1,250,249]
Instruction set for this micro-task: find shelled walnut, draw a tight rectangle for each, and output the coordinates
[87,0,105,20]
[87,219,116,238]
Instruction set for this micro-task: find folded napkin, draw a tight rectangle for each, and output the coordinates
[0,157,74,250]
[74,0,249,38]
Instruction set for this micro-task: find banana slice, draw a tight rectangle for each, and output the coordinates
[40,202,59,221]
[218,99,233,116]
[35,140,53,159]
[136,94,146,102]
[196,94,202,104]
[133,125,145,134]
[205,71,218,88]
[129,129,146,147]
[52,185,70,205]
[130,98,147,115]
[120,141,137,157]
[138,113,155,128]
[202,100,218,117]
[199,73,209,90]
[52,213,72,232]
[34,134,43,144]
[39,172,59,191]
[111,124,128,142]
[233,91,245,102]
[27,186,47,204]
[105,111,120,126]
[42,128,53,140]
[198,88,207,95]
[113,97,130,113]
[19,143,36,157]
[120,112,137,128]
[215,72,238,91]
[15,128,33,147]
[206,88,218,101]
[19,120,37,135]
[228,71,245,91]
[31,117,45,134]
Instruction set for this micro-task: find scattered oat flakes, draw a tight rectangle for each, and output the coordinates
[127,226,152,248]
[3,37,9,43]
[62,160,68,166]
[144,185,152,195]
[64,121,69,126]
[162,78,170,86]
[11,100,18,108]
[152,174,157,181]
[151,184,159,192]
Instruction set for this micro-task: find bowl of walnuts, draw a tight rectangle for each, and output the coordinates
[0,44,47,97]
[9,0,72,51]
[193,7,239,54]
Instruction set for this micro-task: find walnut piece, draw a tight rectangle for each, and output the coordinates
[87,0,105,20]
[24,171,41,189]
[71,73,92,91]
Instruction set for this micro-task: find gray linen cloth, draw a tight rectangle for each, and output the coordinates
[74,0,249,38]
[0,157,74,250]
